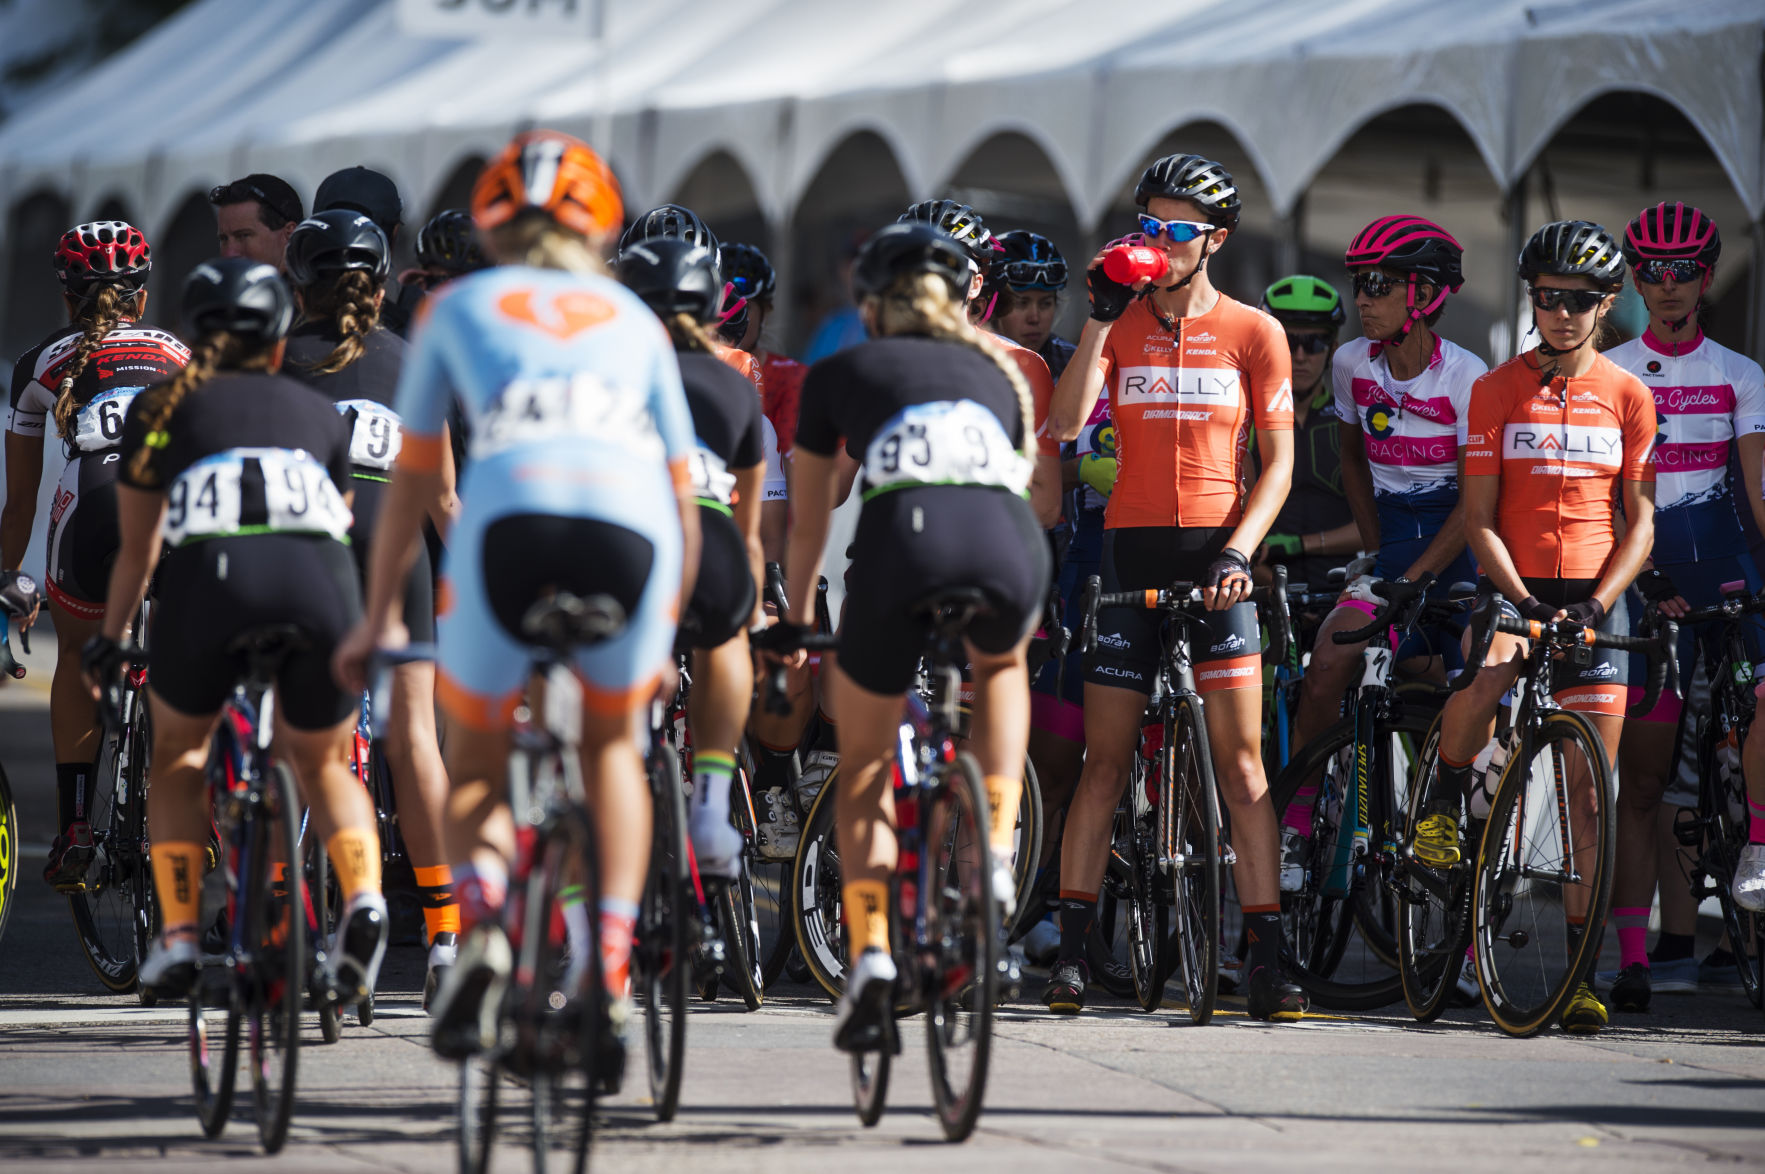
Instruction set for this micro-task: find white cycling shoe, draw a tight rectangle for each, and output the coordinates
[832,948,897,1054]
[1733,843,1765,913]
[689,807,746,882]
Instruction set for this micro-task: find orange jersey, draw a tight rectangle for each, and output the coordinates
[1462,352,1656,580]
[994,334,1062,459]
[1097,294,1293,529]
[713,342,765,397]
[759,351,806,455]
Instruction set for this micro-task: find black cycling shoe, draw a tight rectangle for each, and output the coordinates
[1042,958,1088,1015]
[42,822,95,892]
[591,992,630,1095]
[328,895,389,1005]
[1609,962,1652,1013]
[1246,965,1307,1021]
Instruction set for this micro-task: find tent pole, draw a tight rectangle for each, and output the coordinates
[1503,172,1529,362]
[1279,193,1305,279]
[771,210,795,358]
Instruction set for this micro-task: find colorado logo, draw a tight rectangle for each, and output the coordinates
[1365,404,1397,439]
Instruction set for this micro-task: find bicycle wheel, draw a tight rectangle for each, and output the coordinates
[1474,711,1614,1037]
[1121,763,1169,1013]
[1009,755,1044,935]
[249,762,304,1153]
[305,837,342,1045]
[638,742,690,1122]
[1164,695,1220,1025]
[790,770,846,1001]
[924,752,998,1143]
[458,1053,499,1174]
[68,720,141,992]
[1703,737,1763,1007]
[1397,712,1468,1022]
[126,703,160,1006]
[850,1042,890,1128]
[715,766,765,1010]
[0,759,18,945]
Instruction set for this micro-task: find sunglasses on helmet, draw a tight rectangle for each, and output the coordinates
[1351,271,1405,300]
[1004,259,1068,289]
[1136,214,1214,244]
[1529,286,1607,314]
[1286,332,1333,356]
[1633,258,1706,285]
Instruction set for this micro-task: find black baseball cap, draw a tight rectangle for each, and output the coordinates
[315,166,403,235]
[208,173,303,228]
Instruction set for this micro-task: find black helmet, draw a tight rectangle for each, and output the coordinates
[285,210,391,287]
[1517,220,1625,288]
[997,230,1067,291]
[617,237,723,325]
[897,200,997,265]
[852,222,970,301]
[1134,154,1241,230]
[618,203,716,254]
[719,241,776,304]
[181,257,295,343]
[415,209,488,275]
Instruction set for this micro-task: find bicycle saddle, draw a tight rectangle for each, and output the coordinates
[521,592,627,652]
[226,624,309,660]
[909,586,992,623]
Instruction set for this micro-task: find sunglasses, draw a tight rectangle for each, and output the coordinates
[1286,333,1333,356]
[209,181,301,225]
[1003,259,1068,289]
[1529,286,1607,314]
[1136,214,1215,243]
[1634,258,1706,285]
[1352,271,1404,299]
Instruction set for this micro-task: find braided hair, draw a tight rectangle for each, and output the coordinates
[51,285,138,438]
[125,333,277,487]
[300,268,381,375]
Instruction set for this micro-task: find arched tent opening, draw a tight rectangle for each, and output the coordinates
[151,190,221,333]
[423,155,486,229]
[665,149,770,257]
[1098,122,1276,311]
[940,130,1085,343]
[90,195,135,226]
[1299,104,1505,363]
[788,130,911,358]
[2,189,74,360]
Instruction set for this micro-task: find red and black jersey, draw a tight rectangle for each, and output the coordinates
[7,322,190,443]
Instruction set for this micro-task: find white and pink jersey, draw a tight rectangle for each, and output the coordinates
[1331,335,1487,542]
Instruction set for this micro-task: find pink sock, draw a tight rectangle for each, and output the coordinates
[1613,906,1651,970]
[1282,783,1319,833]
[1749,798,1765,845]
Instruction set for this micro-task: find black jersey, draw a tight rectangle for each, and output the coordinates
[680,352,765,470]
[1261,392,1354,592]
[7,322,189,452]
[282,325,407,477]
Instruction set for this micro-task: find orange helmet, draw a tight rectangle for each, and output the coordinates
[472,130,622,239]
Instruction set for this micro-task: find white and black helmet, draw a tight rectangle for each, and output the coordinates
[1134,154,1241,230]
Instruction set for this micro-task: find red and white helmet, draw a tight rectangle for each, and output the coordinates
[54,221,151,300]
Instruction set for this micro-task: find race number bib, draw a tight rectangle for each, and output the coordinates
[862,400,1030,496]
[474,373,661,461]
[162,447,352,546]
[687,445,737,507]
[71,386,144,454]
[760,417,788,503]
[334,399,403,470]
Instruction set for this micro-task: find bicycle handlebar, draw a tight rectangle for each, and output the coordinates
[1077,573,1289,658]
[1674,584,1765,627]
[755,564,839,715]
[1330,573,1438,645]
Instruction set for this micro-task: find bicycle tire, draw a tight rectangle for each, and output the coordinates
[189,977,240,1138]
[924,752,997,1142]
[127,702,159,1006]
[68,712,142,993]
[1165,694,1220,1025]
[0,758,18,946]
[1396,712,1466,1022]
[851,1044,890,1128]
[790,769,846,1002]
[251,761,304,1153]
[1474,710,1614,1037]
[1702,728,1763,1008]
[1009,755,1044,937]
[306,839,342,1046]
[716,765,765,1010]
[639,741,690,1122]
[457,1053,499,1174]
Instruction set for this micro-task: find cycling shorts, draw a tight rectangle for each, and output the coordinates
[149,534,362,730]
[677,504,755,652]
[1032,507,1103,711]
[839,485,1048,697]
[43,451,122,620]
[346,475,435,645]
[437,501,681,730]
[1086,526,1261,696]
[1626,550,1764,725]
[1481,576,1629,717]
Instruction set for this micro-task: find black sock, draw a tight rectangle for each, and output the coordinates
[1057,893,1095,962]
[1244,907,1283,973]
[1429,760,1472,814]
[811,711,839,755]
[55,763,91,830]
[752,741,796,792]
[1650,932,1695,963]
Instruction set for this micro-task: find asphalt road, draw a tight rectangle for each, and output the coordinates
[2,662,1763,1173]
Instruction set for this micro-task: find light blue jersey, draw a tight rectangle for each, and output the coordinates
[396,265,694,718]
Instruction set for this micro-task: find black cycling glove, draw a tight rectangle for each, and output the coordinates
[1561,599,1606,628]
[1204,548,1253,595]
[1516,595,1560,623]
[81,633,127,682]
[1087,263,1139,323]
[1634,569,1679,604]
[0,569,39,619]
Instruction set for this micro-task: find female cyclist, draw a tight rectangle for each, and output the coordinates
[84,257,386,1003]
[282,208,461,1009]
[2,221,188,892]
[618,236,772,878]
[1046,153,1303,1021]
[1418,220,1657,1035]
[332,130,700,1073]
[762,221,1049,1051]
[991,230,1077,381]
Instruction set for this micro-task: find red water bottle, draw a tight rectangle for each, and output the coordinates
[1102,245,1169,285]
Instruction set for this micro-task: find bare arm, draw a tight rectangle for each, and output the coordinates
[1227,427,1292,558]
[676,479,701,617]
[1739,433,1765,543]
[424,423,461,541]
[1461,473,1529,602]
[830,450,861,508]
[1048,319,1109,442]
[97,485,166,645]
[1590,479,1655,614]
[1030,449,1060,529]
[731,464,767,628]
[1336,418,1380,554]
[1,431,44,571]
[783,449,838,622]
[360,466,436,638]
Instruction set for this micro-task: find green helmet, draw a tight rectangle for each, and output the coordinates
[1261,274,1345,332]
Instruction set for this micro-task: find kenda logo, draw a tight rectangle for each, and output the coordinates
[1209,634,1246,654]
[1186,348,1216,356]
[1118,367,1241,407]
[1502,423,1622,466]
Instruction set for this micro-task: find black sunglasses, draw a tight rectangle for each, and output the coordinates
[1286,332,1333,355]
[1003,259,1068,290]
[1352,271,1403,299]
[210,181,300,225]
[1529,286,1606,314]
[1634,258,1706,285]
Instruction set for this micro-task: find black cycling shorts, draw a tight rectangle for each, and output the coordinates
[43,451,122,620]
[347,475,435,644]
[839,486,1050,696]
[148,534,363,730]
[677,505,755,652]
[1085,526,1262,695]
[1481,576,1629,717]
[479,513,653,642]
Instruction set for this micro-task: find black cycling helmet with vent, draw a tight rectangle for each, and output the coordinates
[618,203,717,254]
[617,237,724,326]
[415,209,488,275]
[897,199,998,265]
[1517,220,1625,289]
[285,210,391,288]
[719,241,776,305]
[997,230,1068,291]
[852,222,971,302]
[181,257,295,343]
[1134,153,1241,231]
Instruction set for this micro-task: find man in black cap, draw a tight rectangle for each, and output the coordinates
[314,165,415,335]
[211,173,304,270]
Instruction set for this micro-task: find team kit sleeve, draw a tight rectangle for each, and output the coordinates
[1460,369,1506,477]
[647,328,697,468]
[1247,312,1296,430]
[1330,343,1357,432]
[1732,354,1765,438]
[1010,345,1060,456]
[1619,373,1659,483]
[6,355,46,438]
[731,385,766,471]
[792,359,841,458]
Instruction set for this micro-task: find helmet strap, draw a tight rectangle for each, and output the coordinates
[1533,313,1603,385]
[1157,227,1216,306]
[1373,274,1448,355]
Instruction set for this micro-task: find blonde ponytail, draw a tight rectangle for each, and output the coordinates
[664,312,717,354]
[51,285,133,438]
[484,215,609,277]
[301,269,380,375]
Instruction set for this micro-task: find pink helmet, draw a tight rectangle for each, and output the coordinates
[1622,202,1720,268]
[1344,215,1464,291]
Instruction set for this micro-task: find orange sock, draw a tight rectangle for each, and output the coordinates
[326,827,382,901]
[151,841,205,933]
[984,773,1022,858]
[843,879,890,958]
[413,864,460,939]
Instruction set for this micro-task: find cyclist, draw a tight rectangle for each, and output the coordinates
[618,237,773,878]
[83,257,386,1003]
[1418,220,1657,1035]
[991,230,1077,380]
[2,221,188,891]
[622,205,765,395]
[1252,275,1357,593]
[407,209,490,293]
[762,221,1048,1050]
[718,241,806,455]
[313,166,412,337]
[1605,202,1765,1009]
[331,130,699,1072]
[1045,153,1304,1020]
[282,209,462,1009]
